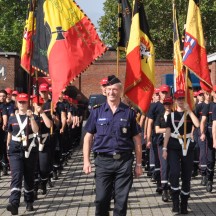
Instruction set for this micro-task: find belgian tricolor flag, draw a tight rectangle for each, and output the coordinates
[183,0,212,92]
[20,0,35,74]
[124,0,155,114]
[43,0,107,106]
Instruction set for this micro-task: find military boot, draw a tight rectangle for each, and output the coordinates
[172,190,180,213]
[162,190,169,202]
[206,181,213,192]
[201,175,207,186]
[26,203,34,211]
[180,194,189,214]
[6,203,18,215]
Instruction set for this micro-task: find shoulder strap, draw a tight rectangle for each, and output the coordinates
[15,114,28,137]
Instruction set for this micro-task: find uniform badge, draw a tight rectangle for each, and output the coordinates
[122,127,127,134]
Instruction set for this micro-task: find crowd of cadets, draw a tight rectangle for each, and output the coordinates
[0,83,86,215]
[139,84,216,214]
[2,78,216,215]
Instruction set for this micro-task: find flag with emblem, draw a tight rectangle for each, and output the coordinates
[20,0,35,74]
[118,0,132,50]
[183,0,212,91]
[124,0,155,114]
[42,0,107,106]
[173,2,194,110]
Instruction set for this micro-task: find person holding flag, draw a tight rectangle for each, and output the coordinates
[162,90,199,214]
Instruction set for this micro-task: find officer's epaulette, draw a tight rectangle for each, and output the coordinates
[93,104,102,109]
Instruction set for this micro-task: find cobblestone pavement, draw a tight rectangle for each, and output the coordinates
[1,146,216,216]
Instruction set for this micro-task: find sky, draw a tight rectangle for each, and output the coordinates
[75,0,105,29]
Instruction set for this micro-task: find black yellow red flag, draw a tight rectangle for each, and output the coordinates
[124,0,155,114]
[118,0,132,50]
[20,0,35,74]
[183,0,212,91]
[43,0,107,106]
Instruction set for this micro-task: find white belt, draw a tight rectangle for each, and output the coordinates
[170,133,192,156]
[37,133,49,144]
[170,133,191,139]
[12,134,35,142]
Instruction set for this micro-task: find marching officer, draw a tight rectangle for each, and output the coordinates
[6,93,39,215]
[83,75,142,216]
[162,89,199,214]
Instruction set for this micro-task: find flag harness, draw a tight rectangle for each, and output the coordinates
[170,112,192,156]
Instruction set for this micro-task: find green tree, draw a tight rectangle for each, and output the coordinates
[0,0,28,53]
[98,0,216,59]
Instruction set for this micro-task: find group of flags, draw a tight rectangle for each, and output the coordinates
[21,0,107,106]
[20,0,212,113]
[121,0,212,113]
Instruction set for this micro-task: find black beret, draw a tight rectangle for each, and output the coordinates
[107,75,121,86]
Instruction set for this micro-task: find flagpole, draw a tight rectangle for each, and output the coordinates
[25,0,36,154]
[116,0,121,77]
[184,67,189,151]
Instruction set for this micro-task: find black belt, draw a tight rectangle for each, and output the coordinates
[97,152,132,160]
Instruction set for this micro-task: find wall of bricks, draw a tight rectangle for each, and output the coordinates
[0,51,216,99]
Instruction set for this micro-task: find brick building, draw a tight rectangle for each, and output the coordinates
[0,50,216,100]
[0,52,28,92]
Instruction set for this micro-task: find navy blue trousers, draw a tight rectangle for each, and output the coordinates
[9,150,38,207]
[94,154,134,216]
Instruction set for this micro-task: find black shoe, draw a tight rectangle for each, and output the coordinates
[162,190,169,202]
[147,171,152,177]
[33,191,38,201]
[6,203,18,215]
[181,203,188,214]
[48,178,54,188]
[2,166,8,176]
[26,203,34,211]
[156,187,163,194]
[192,169,198,177]
[201,176,207,186]
[206,181,213,192]
[172,202,179,213]
[53,171,58,180]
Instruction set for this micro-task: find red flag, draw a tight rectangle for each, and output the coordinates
[20,0,35,74]
[124,0,155,114]
[43,1,107,106]
[183,0,212,91]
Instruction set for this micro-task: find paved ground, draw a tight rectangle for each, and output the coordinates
[1,147,216,215]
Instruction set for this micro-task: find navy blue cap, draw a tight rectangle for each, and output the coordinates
[107,75,121,86]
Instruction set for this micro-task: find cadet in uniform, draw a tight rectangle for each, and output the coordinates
[146,84,170,192]
[32,88,53,197]
[155,96,173,202]
[0,90,8,177]
[201,86,216,192]
[6,93,39,215]
[162,90,199,214]
[83,75,142,216]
